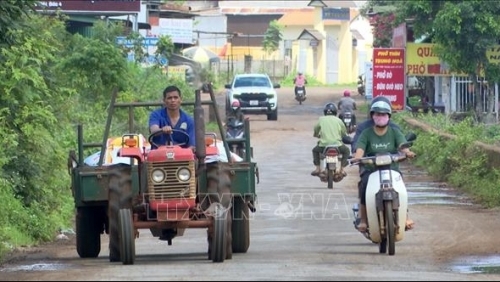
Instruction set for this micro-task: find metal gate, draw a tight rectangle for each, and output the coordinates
[452,76,498,116]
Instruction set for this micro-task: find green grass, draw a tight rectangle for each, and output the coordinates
[279,73,356,88]
[205,122,220,133]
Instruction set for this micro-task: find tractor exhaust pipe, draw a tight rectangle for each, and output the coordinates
[194,89,206,165]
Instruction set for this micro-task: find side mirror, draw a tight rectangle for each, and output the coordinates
[273,83,281,89]
[342,135,353,144]
[405,132,417,142]
[224,84,232,89]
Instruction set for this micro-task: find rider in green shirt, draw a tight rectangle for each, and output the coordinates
[311,103,350,177]
[351,99,416,232]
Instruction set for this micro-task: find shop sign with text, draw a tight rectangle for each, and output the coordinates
[372,48,406,111]
[406,43,500,76]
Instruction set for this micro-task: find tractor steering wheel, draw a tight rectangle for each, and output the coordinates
[148,129,190,149]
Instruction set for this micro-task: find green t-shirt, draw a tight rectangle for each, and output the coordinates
[356,126,407,171]
[313,115,347,147]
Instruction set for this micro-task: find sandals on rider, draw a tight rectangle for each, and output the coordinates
[356,222,368,232]
[405,218,415,231]
[311,170,320,176]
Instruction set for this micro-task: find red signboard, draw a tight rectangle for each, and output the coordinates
[35,1,140,13]
[372,48,406,111]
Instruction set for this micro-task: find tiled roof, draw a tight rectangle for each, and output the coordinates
[322,0,358,8]
[277,9,315,26]
[220,7,312,15]
[297,29,325,40]
[351,29,365,40]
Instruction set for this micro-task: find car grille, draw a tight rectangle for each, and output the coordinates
[147,161,196,200]
[240,93,269,102]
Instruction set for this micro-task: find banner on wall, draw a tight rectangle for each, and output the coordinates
[372,48,406,111]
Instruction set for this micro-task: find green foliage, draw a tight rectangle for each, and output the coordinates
[392,0,500,121]
[262,20,283,54]
[0,6,197,261]
[155,35,175,60]
[280,73,325,87]
[280,73,356,87]
[0,0,35,47]
[393,112,500,207]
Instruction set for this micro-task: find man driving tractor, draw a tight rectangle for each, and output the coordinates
[148,85,195,150]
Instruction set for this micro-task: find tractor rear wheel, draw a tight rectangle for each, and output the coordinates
[108,164,133,263]
[119,208,135,265]
[231,196,250,253]
[203,163,233,262]
[76,207,102,258]
[212,203,229,263]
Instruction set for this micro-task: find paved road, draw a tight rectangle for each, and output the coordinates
[1,87,500,281]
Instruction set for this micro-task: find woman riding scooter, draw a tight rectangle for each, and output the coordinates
[351,99,416,232]
[293,72,307,97]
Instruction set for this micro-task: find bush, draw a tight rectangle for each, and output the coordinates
[393,112,500,207]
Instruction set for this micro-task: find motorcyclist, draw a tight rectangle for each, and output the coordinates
[351,96,400,154]
[293,72,307,97]
[226,100,245,124]
[311,103,350,179]
[351,99,416,233]
[337,90,357,129]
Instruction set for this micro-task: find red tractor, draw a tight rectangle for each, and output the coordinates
[69,86,258,264]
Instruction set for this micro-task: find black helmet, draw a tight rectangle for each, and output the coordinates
[324,103,337,116]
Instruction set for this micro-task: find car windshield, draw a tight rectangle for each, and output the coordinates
[233,76,271,88]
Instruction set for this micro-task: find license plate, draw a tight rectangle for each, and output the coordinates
[325,156,338,163]
[344,118,351,123]
[250,100,259,106]
[297,90,304,94]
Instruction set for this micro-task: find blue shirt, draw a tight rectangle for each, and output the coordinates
[148,108,195,149]
[351,120,400,153]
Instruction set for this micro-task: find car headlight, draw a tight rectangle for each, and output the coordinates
[151,169,165,183]
[177,167,191,182]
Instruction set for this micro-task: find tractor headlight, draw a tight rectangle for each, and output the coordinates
[151,169,166,183]
[177,167,191,182]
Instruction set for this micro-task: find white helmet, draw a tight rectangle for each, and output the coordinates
[370,100,392,116]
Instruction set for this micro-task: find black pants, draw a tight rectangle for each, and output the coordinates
[358,169,403,205]
[338,113,357,126]
[312,144,350,167]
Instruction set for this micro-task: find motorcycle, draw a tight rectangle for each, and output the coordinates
[225,118,246,157]
[295,86,306,105]
[342,111,356,134]
[318,145,346,189]
[344,133,417,256]
[357,75,365,96]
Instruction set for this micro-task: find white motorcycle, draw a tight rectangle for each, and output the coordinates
[344,133,416,256]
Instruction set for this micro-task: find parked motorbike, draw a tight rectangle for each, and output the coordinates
[225,118,246,157]
[342,111,356,134]
[318,145,346,189]
[344,133,417,256]
[357,75,365,96]
[295,86,306,105]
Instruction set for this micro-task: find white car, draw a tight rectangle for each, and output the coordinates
[225,73,280,121]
